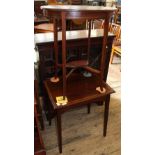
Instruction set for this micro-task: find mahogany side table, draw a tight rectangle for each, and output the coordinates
[41,5,116,153]
[44,73,115,153]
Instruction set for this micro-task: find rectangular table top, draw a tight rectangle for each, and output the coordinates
[34,29,115,44]
[44,73,114,110]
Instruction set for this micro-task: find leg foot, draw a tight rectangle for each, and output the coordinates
[87,104,91,114]
[103,95,110,137]
[55,111,62,153]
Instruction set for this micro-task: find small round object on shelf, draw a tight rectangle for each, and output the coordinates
[50,77,60,83]
[96,87,106,94]
[83,71,92,78]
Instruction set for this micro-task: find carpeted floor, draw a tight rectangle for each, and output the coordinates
[40,56,121,155]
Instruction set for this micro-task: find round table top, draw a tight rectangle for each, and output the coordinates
[41,5,117,12]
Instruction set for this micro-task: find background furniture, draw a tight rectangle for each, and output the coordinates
[34,5,85,33]
[34,0,50,28]
[101,22,121,63]
[34,0,47,18]
[34,0,52,33]
[34,16,50,26]
[34,23,54,33]
[34,1,88,32]
[68,0,82,5]
[110,45,121,63]
[113,5,121,24]
[34,94,46,155]
[69,19,87,30]
[109,23,121,63]
[86,0,94,5]
[34,80,44,130]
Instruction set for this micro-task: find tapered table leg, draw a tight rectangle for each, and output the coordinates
[55,111,62,153]
[87,104,91,114]
[61,11,67,100]
[53,18,58,78]
[39,116,44,130]
[103,94,110,137]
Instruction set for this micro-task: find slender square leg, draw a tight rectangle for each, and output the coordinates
[55,111,62,153]
[53,18,58,78]
[103,94,110,137]
[39,117,44,130]
[87,104,91,114]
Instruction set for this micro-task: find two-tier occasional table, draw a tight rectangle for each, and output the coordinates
[41,5,116,153]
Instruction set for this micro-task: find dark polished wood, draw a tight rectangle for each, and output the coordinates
[61,11,67,99]
[55,111,62,153]
[103,94,110,136]
[53,18,59,77]
[34,29,115,90]
[34,0,47,17]
[34,17,50,26]
[34,1,50,26]
[44,73,115,153]
[35,29,115,121]
[87,103,91,114]
[44,73,114,109]
[69,0,82,5]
